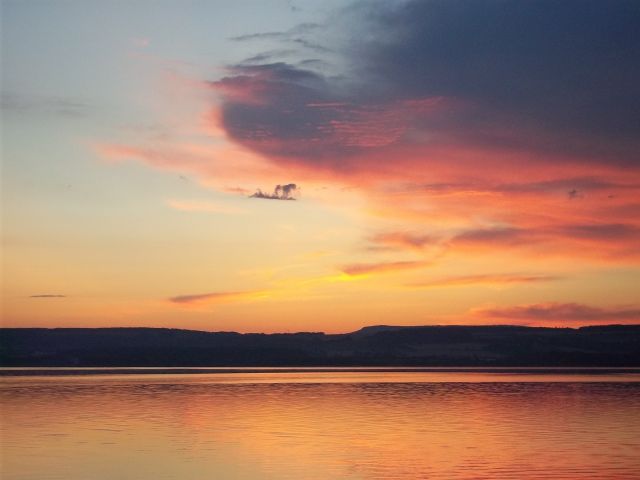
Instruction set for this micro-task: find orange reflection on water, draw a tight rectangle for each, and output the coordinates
[2,372,639,479]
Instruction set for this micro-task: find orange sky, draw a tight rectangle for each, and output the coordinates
[2,1,639,332]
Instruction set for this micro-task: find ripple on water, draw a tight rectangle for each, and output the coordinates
[1,374,639,479]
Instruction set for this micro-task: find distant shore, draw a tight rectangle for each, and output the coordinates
[2,325,639,367]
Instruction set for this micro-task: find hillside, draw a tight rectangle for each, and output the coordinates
[1,325,639,367]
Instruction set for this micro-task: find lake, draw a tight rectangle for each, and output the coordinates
[2,368,639,479]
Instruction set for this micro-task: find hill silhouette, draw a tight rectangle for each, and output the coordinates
[1,325,639,367]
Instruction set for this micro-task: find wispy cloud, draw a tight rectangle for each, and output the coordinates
[240,49,297,65]
[369,231,437,251]
[407,274,561,289]
[230,23,321,42]
[451,227,533,248]
[169,291,266,305]
[449,223,640,260]
[473,302,640,322]
[341,260,429,277]
[30,294,66,298]
[405,177,640,197]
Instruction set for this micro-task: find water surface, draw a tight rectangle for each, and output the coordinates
[2,369,639,479]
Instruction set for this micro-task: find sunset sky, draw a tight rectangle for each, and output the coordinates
[2,0,639,332]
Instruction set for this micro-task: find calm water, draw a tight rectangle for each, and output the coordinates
[2,369,640,479]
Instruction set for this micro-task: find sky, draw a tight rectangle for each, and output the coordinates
[2,0,639,333]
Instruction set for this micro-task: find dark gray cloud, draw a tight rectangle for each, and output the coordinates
[250,183,299,200]
[230,22,321,42]
[230,22,327,51]
[231,31,288,42]
[349,0,640,157]
[214,62,356,162]
[239,50,299,65]
[30,294,66,298]
[213,1,640,168]
[213,62,418,165]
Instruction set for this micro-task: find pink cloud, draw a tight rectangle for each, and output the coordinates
[407,274,561,289]
[340,260,430,277]
[473,302,640,323]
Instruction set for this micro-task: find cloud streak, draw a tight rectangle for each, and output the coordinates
[450,223,640,260]
[340,260,430,277]
[230,23,321,42]
[369,221,640,260]
[407,274,561,289]
[169,291,265,305]
[369,232,437,251]
[474,302,640,323]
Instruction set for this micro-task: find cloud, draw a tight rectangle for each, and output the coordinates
[368,231,438,251]
[98,2,640,272]
[212,1,640,170]
[169,291,265,305]
[473,302,640,322]
[451,227,534,248]
[366,221,640,262]
[346,0,640,163]
[553,223,640,242]
[340,260,429,276]
[415,177,640,197]
[231,32,288,42]
[450,223,640,253]
[30,294,66,298]
[240,50,297,65]
[496,177,640,195]
[407,274,561,289]
[210,61,450,166]
[250,183,299,200]
[230,23,321,42]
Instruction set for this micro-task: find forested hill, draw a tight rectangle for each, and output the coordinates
[1,325,639,367]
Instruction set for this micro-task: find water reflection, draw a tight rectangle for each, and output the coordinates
[2,373,639,479]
